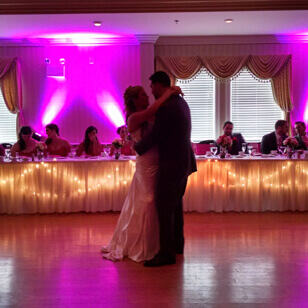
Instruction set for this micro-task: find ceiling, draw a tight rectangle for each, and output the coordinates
[1,0,307,14]
[0,10,308,42]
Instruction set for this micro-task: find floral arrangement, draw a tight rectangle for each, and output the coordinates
[36,142,47,151]
[216,135,233,148]
[283,137,299,148]
[112,138,124,149]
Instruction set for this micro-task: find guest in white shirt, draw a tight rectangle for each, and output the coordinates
[294,121,308,150]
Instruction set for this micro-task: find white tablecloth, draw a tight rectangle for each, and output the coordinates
[0,157,307,214]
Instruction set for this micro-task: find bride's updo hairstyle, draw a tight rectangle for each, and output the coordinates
[123,86,143,121]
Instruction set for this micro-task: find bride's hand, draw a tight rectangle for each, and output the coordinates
[170,86,184,96]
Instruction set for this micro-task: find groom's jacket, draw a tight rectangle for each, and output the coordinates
[135,94,197,179]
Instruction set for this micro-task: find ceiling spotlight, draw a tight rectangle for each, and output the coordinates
[59,58,66,65]
[174,20,179,25]
[225,19,233,24]
[94,21,102,27]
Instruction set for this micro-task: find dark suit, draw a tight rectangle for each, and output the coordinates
[261,131,287,154]
[0,144,4,156]
[135,94,197,259]
[295,134,308,150]
[217,133,246,155]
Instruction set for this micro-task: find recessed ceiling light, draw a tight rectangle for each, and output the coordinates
[225,19,233,24]
[94,21,102,27]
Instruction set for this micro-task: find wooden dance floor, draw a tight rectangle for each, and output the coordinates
[0,212,307,306]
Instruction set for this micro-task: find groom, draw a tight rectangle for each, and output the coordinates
[134,71,197,267]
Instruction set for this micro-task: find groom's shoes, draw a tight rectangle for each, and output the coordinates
[144,255,176,267]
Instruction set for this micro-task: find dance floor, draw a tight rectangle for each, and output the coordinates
[0,212,307,307]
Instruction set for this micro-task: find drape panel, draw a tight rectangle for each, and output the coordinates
[156,56,203,85]
[0,58,16,79]
[247,55,293,125]
[199,55,250,80]
[156,55,293,125]
[0,57,24,131]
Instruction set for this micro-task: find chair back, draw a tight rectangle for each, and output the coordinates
[249,142,261,153]
[195,143,211,155]
[1,143,13,149]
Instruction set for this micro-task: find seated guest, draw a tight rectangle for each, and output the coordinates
[261,120,288,154]
[45,124,71,157]
[109,125,135,156]
[76,126,103,156]
[0,144,4,156]
[294,121,308,150]
[11,126,38,157]
[217,121,246,155]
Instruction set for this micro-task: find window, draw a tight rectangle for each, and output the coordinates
[0,92,17,143]
[176,69,215,142]
[231,68,284,142]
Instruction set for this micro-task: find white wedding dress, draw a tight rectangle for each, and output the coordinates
[101,127,160,262]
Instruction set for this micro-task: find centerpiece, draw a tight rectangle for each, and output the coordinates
[282,137,299,158]
[216,135,233,158]
[112,138,124,159]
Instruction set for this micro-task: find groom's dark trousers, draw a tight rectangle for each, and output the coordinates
[135,94,197,259]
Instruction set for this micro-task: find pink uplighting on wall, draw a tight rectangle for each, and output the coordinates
[42,84,67,126]
[42,32,124,46]
[299,89,308,124]
[0,43,140,142]
[97,93,125,128]
[304,103,308,122]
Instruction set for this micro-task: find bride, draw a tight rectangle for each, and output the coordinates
[101,85,182,262]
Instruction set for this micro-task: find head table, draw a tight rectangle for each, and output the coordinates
[0,155,307,214]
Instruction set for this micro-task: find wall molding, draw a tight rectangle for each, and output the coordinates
[2,35,308,47]
[156,35,308,46]
[135,35,159,44]
[0,37,140,47]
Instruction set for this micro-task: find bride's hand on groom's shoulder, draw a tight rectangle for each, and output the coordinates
[171,86,184,97]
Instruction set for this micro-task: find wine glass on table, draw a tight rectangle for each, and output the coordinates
[210,143,218,157]
[104,144,111,157]
[278,145,285,156]
[242,143,247,154]
[71,147,77,158]
[247,145,253,157]
[4,148,11,161]
[242,142,247,155]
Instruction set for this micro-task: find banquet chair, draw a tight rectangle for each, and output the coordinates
[249,142,261,153]
[1,143,13,149]
[199,139,215,144]
[195,143,211,155]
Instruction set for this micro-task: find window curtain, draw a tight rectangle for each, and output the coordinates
[156,55,293,126]
[0,57,24,133]
[246,55,292,126]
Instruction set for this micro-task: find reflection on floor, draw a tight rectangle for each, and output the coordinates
[0,212,307,306]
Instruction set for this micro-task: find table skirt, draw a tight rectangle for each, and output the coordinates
[0,158,307,214]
